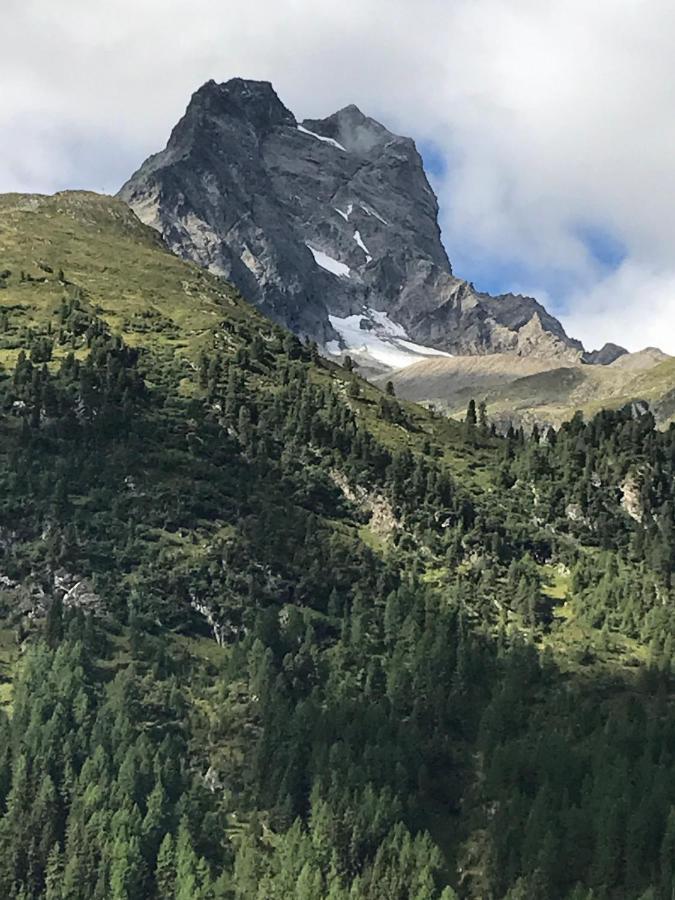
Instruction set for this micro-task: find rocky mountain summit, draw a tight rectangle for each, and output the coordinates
[119,78,597,369]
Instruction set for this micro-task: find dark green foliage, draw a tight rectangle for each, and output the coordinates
[0,296,673,899]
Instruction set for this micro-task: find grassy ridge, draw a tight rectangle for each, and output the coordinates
[384,349,675,429]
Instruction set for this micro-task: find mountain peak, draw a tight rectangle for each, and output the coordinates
[582,342,628,366]
[119,77,585,364]
[186,77,296,131]
[332,103,372,125]
[303,103,395,155]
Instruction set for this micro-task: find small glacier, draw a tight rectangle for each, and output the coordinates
[327,308,452,370]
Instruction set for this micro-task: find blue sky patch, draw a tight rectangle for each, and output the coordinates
[574,223,626,271]
[418,140,447,179]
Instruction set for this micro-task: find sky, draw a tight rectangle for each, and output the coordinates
[4,0,675,353]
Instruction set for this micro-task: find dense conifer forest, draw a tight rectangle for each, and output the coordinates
[0,193,673,898]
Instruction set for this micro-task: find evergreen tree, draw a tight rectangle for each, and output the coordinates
[155,833,176,899]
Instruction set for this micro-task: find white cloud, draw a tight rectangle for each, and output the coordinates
[564,262,675,353]
[3,0,675,351]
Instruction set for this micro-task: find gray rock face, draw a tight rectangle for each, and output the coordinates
[582,342,628,365]
[119,77,585,360]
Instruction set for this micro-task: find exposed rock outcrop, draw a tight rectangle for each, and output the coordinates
[582,342,628,365]
[621,472,646,523]
[329,469,397,538]
[53,569,103,613]
[0,568,103,621]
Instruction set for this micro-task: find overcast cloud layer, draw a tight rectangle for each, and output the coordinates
[4,0,675,352]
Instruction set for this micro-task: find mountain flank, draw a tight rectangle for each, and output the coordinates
[119,77,592,367]
[0,190,674,898]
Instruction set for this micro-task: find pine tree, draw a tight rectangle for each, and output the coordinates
[296,861,323,900]
[142,778,168,866]
[109,834,144,900]
[45,595,64,649]
[155,833,176,898]
[44,844,64,900]
[174,820,200,900]
[478,400,488,433]
[465,399,477,443]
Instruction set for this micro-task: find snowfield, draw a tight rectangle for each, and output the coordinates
[327,308,453,370]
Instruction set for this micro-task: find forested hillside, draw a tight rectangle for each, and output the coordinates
[0,192,673,899]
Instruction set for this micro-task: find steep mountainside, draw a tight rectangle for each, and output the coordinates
[0,192,674,900]
[118,78,586,366]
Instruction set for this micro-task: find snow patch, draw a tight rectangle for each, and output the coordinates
[306,244,351,278]
[368,309,407,337]
[335,203,354,221]
[360,204,389,226]
[297,125,347,152]
[353,230,372,263]
[328,314,413,369]
[396,339,453,357]
[327,308,453,370]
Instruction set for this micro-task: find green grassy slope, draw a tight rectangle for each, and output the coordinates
[0,192,673,900]
[0,191,254,365]
[0,192,494,470]
[0,190,669,704]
